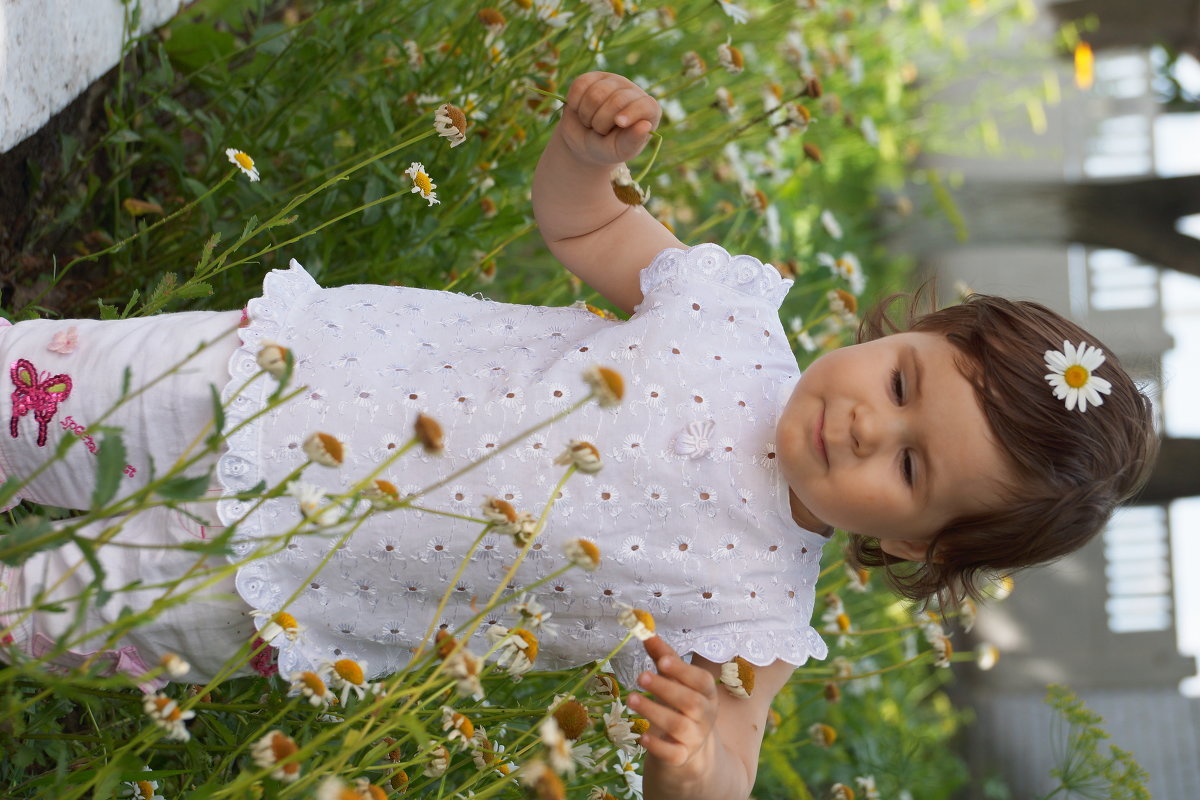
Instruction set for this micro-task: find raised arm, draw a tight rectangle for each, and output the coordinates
[532,72,685,315]
[631,636,796,800]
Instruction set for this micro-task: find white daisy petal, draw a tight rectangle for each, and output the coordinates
[1043,340,1111,414]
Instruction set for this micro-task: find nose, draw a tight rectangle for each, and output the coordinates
[849,402,902,456]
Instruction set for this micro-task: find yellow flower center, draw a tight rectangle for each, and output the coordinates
[373,479,399,498]
[269,733,300,776]
[334,659,365,685]
[153,696,182,721]
[553,700,592,739]
[512,628,539,663]
[234,152,255,171]
[451,712,475,739]
[315,432,345,463]
[630,717,650,735]
[136,781,155,799]
[413,171,433,195]
[836,612,851,632]
[1063,364,1089,389]
[632,608,656,632]
[299,671,327,695]
[576,539,601,564]
[596,366,624,400]
[274,611,298,631]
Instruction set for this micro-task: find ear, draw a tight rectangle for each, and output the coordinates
[879,538,941,563]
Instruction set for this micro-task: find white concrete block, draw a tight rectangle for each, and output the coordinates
[0,0,189,153]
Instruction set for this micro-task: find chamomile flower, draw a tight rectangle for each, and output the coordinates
[520,760,566,800]
[404,162,441,206]
[551,696,592,740]
[143,692,195,741]
[817,252,865,294]
[820,210,843,239]
[256,341,290,379]
[715,0,750,23]
[610,164,648,206]
[554,440,603,474]
[289,670,333,707]
[225,148,260,181]
[613,750,644,799]
[250,609,304,644]
[486,625,538,679]
[564,538,602,571]
[682,51,706,78]
[540,717,576,776]
[121,769,163,800]
[414,412,445,453]
[719,656,755,698]
[251,730,302,782]
[583,365,625,407]
[327,658,372,704]
[616,603,655,640]
[1043,340,1112,412]
[302,432,346,467]
[976,642,1000,671]
[809,722,838,747]
[534,0,572,27]
[159,652,190,678]
[424,741,451,777]
[445,647,486,697]
[442,706,476,747]
[602,700,639,755]
[717,39,744,74]
[856,775,881,800]
[286,480,339,525]
[434,103,468,147]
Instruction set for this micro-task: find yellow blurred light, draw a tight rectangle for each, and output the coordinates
[1074,42,1095,90]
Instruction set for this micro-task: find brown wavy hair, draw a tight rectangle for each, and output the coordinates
[845,287,1159,605]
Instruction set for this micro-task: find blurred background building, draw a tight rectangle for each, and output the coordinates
[901,1,1200,797]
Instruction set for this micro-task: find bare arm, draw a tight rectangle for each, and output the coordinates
[632,636,797,800]
[532,72,685,315]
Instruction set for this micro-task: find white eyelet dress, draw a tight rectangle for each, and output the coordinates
[221,243,829,687]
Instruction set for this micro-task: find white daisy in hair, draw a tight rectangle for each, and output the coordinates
[1044,340,1112,412]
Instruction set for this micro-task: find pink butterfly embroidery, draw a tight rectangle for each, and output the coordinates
[10,359,73,447]
[47,326,79,354]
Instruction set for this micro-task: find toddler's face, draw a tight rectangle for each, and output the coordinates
[776,331,1014,560]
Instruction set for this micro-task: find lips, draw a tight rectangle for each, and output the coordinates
[814,405,828,466]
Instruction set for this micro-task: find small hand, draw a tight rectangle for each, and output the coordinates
[559,71,661,166]
[626,635,720,768]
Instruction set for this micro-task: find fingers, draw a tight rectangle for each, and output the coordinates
[567,72,660,136]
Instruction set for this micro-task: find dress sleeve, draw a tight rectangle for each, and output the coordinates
[637,243,794,310]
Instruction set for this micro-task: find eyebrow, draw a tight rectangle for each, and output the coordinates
[908,344,934,506]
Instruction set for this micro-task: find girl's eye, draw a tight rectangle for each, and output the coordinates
[891,367,905,403]
[901,450,915,487]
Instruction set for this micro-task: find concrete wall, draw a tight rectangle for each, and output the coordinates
[0,0,190,154]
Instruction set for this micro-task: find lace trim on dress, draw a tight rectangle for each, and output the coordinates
[217,259,321,633]
[610,624,829,688]
[639,243,794,309]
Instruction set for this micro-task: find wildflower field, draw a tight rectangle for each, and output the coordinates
[0,0,1151,799]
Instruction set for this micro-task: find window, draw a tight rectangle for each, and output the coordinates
[1104,505,1173,633]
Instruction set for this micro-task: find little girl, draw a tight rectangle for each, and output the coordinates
[0,73,1156,800]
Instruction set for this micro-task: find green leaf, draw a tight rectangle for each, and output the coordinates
[155,474,212,501]
[92,431,128,508]
[163,22,238,74]
[235,480,268,500]
[210,383,226,435]
[174,280,213,299]
[0,515,58,566]
[70,535,111,606]
[98,300,120,320]
[120,288,141,319]
[194,231,222,276]
[239,214,260,244]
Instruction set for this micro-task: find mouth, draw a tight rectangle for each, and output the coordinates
[814,405,828,467]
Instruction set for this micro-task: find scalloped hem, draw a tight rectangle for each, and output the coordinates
[215,259,321,639]
[639,243,794,309]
